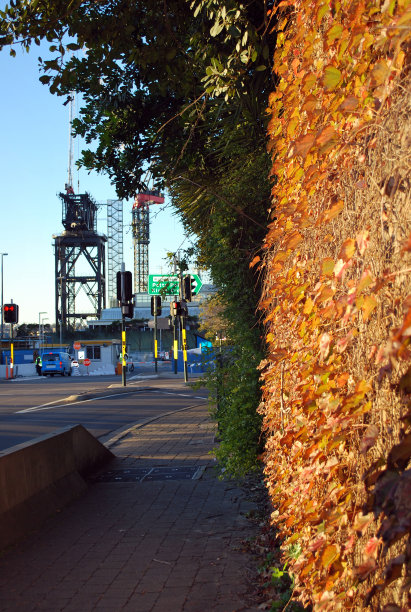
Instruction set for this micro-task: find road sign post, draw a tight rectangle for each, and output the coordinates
[117,263,133,387]
[151,296,161,373]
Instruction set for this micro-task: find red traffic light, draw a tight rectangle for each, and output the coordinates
[3,303,19,323]
[170,301,183,317]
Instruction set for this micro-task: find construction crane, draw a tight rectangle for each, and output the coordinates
[132,190,165,294]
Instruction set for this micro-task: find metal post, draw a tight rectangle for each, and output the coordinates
[1,253,8,339]
[121,262,126,387]
[154,310,158,373]
[39,311,46,357]
[173,311,178,375]
[176,254,184,377]
[10,323,14,379]
[181,314,188,383]
[42,317,49,350]
[57,276,64,348]
[121,319,126,387]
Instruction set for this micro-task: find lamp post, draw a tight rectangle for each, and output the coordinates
[57,276,65,348]
[41,317,49,351]
[1,252,8,339]
[38,311,46,356]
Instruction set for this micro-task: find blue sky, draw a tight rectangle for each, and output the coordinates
[0,43,190,325]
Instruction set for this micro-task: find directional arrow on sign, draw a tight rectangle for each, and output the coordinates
[190,274,203,294]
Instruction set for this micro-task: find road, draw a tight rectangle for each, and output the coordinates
[0,371,208,452]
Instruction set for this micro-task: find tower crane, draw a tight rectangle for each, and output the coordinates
[132,190,165,294]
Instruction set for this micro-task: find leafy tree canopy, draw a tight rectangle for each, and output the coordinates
[0,0,275,198]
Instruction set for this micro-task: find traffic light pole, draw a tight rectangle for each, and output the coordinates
[121,316,126,387]
[120,263,127,387]
[154,310,158,373]
[173,308,178,375]
[10,323,14,380]
[181,314,188,383]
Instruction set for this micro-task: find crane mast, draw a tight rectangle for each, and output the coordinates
[132,190,164,294]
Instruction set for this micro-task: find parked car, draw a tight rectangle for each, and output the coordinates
[41,352,72,377]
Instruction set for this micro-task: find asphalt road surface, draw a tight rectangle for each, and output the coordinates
[0,372,208,452]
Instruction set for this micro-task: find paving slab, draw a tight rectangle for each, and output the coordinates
[0,384,260,611]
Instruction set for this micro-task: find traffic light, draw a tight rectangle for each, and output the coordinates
[3,303,19,324]
[180,300,188,316]
[170,300,181,317]
[183,275,196,302]
[116,270,133,302]
[121,303,134,319]
[151,296,162,316]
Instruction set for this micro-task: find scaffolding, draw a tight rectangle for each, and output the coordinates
[106,199,123,307]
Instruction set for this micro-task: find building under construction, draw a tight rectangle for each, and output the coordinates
[54,190,106,330]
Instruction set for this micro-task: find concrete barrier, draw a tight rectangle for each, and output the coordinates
[0,363,35,379]
[0,425,114,550]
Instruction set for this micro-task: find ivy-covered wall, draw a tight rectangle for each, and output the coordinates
[259,1,411,609]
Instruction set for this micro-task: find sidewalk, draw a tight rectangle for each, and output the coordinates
[0,380,261,611]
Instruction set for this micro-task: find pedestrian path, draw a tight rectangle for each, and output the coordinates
[0,387,260,611]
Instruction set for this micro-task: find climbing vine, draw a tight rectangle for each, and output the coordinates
[259,0,411,609]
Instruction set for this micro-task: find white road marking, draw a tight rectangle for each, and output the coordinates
[16,390,143,413]
[16,389,207,414]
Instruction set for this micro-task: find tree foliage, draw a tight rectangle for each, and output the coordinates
[0,0,275,196]
[0,0,274,475]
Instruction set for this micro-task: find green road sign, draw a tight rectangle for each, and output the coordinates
[148,273,203,296]
[190,274,203,295]
[148,274,179,295]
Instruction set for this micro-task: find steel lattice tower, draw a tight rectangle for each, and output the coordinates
[54,192,106,330]
[106,199,123,307]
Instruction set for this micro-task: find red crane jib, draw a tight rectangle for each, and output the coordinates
[133,191,165,209]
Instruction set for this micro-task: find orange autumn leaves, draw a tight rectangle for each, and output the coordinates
[259,0,411,609]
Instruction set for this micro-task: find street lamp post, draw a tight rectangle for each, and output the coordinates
[1,252,8,339]
[42,317,49,351]
[57,276,65,348]
[38,311,46,355]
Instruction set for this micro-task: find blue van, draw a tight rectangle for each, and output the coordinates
[41,352,72,377]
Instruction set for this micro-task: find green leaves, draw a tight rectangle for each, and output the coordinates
[323,65,343,91]
[210,20,224,37]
